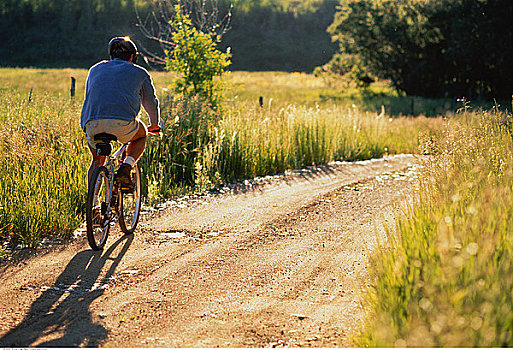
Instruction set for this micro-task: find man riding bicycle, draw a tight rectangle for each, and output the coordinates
[80,36,162,189]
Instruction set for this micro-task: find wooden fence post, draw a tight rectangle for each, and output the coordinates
[70,77,76,100]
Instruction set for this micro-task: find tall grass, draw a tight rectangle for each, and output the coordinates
[141,99,435,200]
[358,110,513,346]
[216,103,428,180]
[0,90,88,248]
[0,67,438,249]
[139,95,223,200]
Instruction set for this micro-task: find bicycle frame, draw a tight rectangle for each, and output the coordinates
[87,131,156,250]
[100,143,128,221]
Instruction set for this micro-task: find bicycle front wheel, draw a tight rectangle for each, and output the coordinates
[118,164,142,234]
[86,166,112,250]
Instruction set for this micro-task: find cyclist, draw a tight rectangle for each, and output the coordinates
[80,36,162,189]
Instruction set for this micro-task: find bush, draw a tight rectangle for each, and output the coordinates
[139,94,222,200]
[165,4,231,107]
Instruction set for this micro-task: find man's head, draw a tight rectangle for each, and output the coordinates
[108,36,138,63]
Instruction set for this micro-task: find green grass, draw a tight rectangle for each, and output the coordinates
[1,67,510,345]
[215,103,431,179]
[357,109,513,346]
[0,68,89,98]
[0,89,88,247]
[2,67,504,115]
[223,71,511,116]
[0,67,437,248]
[139,92,439,200]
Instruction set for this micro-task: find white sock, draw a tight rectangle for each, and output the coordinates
[124,156,136,167]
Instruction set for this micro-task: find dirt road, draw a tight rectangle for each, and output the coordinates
[0,155,419,347]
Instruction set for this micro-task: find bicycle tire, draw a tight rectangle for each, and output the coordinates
[86,166,112,250]
[118,164,142,234]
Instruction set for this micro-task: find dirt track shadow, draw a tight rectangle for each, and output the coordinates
[0,234,133,347]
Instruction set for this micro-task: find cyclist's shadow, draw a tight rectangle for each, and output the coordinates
[0,234,133,347]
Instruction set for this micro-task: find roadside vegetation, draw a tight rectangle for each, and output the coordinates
[0,88,87,248]
[1,0,511,346]
[358,109,513,346]
[0,67,440,250]
[140,96,435,201]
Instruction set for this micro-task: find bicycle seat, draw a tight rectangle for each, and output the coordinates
[94,133,117,143]
[94,133,117,156]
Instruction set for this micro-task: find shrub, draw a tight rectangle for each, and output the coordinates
[165,3,231,107]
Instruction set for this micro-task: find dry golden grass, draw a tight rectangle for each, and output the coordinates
[358,110,513,347]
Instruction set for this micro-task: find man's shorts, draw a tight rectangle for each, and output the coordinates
[84,118,141,148]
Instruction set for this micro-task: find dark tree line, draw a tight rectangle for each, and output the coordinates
[218,0,339,72]
[0,0,142,67]
[0,0,338,72]
[327,0,513,99]
[5,0,507,100]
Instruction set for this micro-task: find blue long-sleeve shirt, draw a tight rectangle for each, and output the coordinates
[80,58,160,130]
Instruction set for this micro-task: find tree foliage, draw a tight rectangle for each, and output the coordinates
[165,4,231,105]
[0,0,141,67]
[327,0,513,99]
[0,0,338,72]
[218,0,339,71]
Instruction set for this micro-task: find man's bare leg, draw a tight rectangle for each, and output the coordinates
[116,122,148,189]
[88,145,106,186]
[125,121,148,163]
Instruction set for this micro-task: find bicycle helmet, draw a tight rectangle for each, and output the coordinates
[108,36,138,63]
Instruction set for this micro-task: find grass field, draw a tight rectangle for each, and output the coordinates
[0,67,511,346]
[2,68,483,115]
[0,67,439,248]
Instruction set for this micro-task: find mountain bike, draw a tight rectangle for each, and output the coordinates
[85,133,142,251]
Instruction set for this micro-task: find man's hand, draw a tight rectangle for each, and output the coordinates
[148,119,163,135]
[147,118,163,136]
[147,124,161,135]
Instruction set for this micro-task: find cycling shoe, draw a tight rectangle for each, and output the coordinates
[115,163,135,192]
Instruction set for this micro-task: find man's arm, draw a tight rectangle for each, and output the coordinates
[80,70,93,131]
[140,75,161,126]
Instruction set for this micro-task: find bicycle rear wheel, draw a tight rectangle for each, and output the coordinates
[118,164,142,234]
[86,166,112,250]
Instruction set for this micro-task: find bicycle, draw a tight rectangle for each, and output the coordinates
[85,133,142,251]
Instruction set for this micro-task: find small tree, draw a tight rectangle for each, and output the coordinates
[165,4,231,106]
[138,1,232,194]
[137,0,232,105]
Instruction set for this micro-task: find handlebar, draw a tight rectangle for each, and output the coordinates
[147,125,161,135]
[147,119,163,136]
